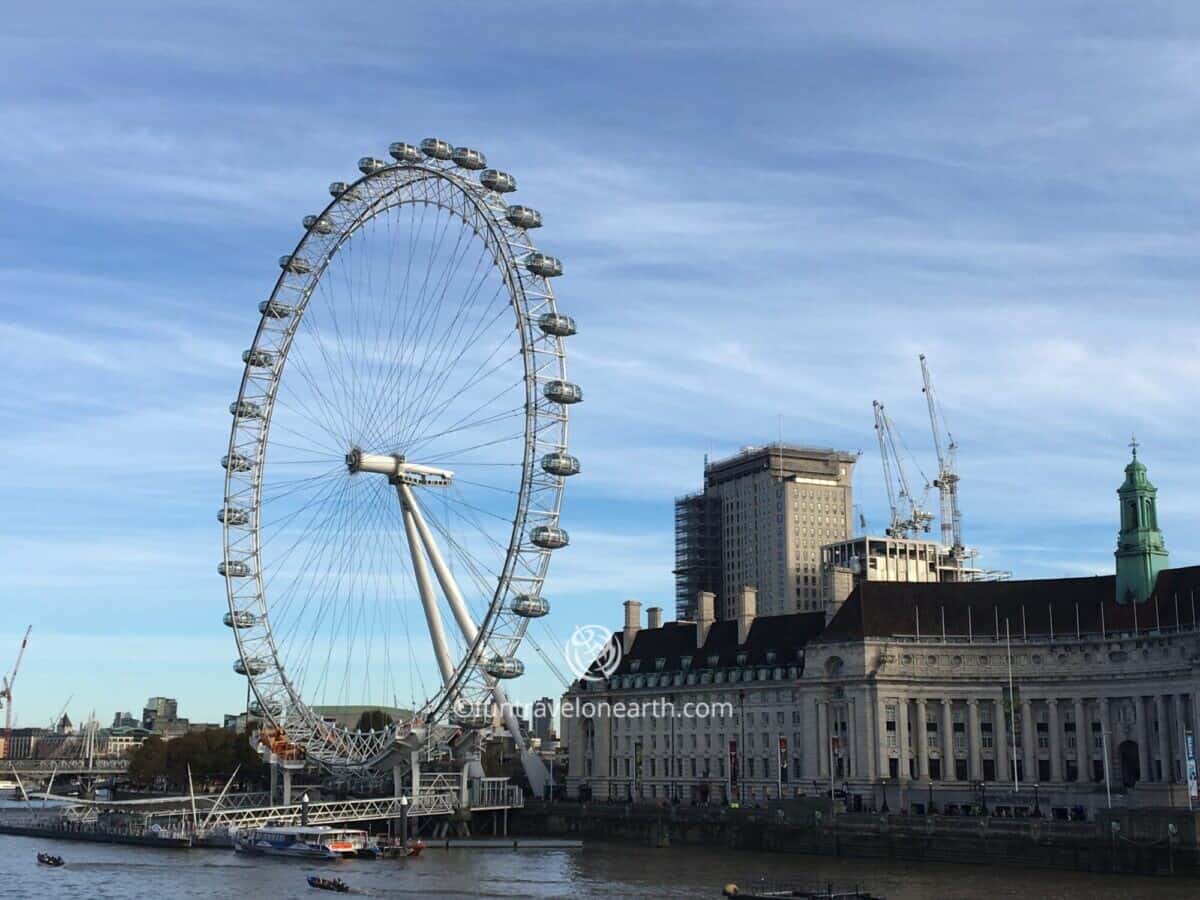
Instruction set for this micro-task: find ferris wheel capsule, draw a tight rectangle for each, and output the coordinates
[223,610,259,628]
[279,255,312,274]
[222,453,253,472]
[234,657,268,676]
[259,299,295,319]
[543,381,582,404]
[452,147,487,170]
[531,525,569,549]
[358,157,387,175]
[484,656,524,679]
[242,349,275,368]
[218,506,250,526]
[540,452,580,477]
[537,313,576,337]
[481,170,516,193]
[524,252,562,277]
[303,215,334,234]
[389,142,421,163]
[219,560,252,578]
[511,594,550,618]
[505,206,542,229]
[420,138,453,160]
[329,182,361,200]
[230,400,263,419]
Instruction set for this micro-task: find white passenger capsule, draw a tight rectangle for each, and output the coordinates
[543,381,582,404]
[223,610,258,628]
[358,157,387,175]
[525,252,562,277]
[234,657,268,676]
[389,142,421,163]
[531,525,569,549]
[222,453,253,472]
[230,399,263,419]
[480,170,516,192]
[420,138,453,160]
[506,206,542,229]
[329,182,361,200]
[278,255,312,274]
[218,506,250,526]
[484,656,525,679]
[511,594,550,618]
[248,699,283,718]
[219,560,253,578]
[303,215,334,234]
[242,349,275,368]
[259,299,295,319]
[540,452,581,477]
[449,147,485,170]
[537,312,576,337]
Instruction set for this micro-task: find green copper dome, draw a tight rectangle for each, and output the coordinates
[1114,442,1168,605]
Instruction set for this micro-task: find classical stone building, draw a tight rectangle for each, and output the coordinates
[565,451,1200,816]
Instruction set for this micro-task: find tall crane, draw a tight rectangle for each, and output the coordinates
[1,626,32,739]
[919,354,968,569]
[873,401,933,539]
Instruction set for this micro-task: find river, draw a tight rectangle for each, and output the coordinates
[0,833,1193,898]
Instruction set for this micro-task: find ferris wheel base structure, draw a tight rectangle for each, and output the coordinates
[221,136,576,792]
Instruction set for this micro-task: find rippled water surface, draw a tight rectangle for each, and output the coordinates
[1,834,1195,899]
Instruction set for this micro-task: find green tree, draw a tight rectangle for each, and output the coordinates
[355,709,391,732]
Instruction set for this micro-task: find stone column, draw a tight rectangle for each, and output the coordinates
[1173,693,1187,783]
[1073,697,1086,782]
[967,699,982,782]
[994,696,1009,784]
[1156,694,1169,783]
[1099,698,1113,787]
[1047,699,1063,783]
[817,700,829,778]
[897,698,910,781]
[942,699,955,780]
[916,698,929,779]
[1136,696,1150,785]
[877,695,890,779]
[803,693,820,779]
[1021,699,1036,782]
[848,696,858,779]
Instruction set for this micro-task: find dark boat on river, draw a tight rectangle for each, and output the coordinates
[307,875,350,893]
[37,853,65,867]
[722,883,883,899]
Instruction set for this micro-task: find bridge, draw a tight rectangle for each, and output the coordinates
[7,759,127,777]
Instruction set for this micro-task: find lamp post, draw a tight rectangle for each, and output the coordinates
[399,794,409,849]
[301,792,310,827]
[1033,782,1041,818]
[880,777,890,814]
[976,781,988,816]
[927,780,935,815]
[842,780,849,813]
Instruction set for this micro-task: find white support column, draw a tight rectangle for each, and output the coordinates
[941,699,955,780]
[399,500,454,686]
[967,699,982,782]
[916,698,929,780]
[1047,699,1062,783]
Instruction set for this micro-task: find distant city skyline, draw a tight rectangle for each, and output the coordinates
[4,3,1200,723]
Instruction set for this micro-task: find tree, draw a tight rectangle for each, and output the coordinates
[126,728,266,792]
[355,709,391,733]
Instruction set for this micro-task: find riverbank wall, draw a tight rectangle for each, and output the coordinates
[518,801,1200,877]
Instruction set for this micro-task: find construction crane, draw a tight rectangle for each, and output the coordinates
[919,354,971,570]
[873,401,933,539]
[1,626,31,740]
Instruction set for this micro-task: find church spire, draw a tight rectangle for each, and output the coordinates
[1114,441,1168,604]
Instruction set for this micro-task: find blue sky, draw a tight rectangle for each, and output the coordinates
[3,2,1199,725]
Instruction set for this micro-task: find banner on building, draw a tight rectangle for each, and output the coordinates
[1185,730,1197,800]
[779,736,789,784]
[729,739,739,787]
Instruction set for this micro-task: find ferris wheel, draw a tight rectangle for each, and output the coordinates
[219,138,580,773]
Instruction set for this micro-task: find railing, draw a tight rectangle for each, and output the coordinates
[471,778,524,810]
[188,790,461,832]
[6,759,128,773]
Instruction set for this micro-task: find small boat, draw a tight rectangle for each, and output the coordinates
[307,875,350,893]
[37,853,65,867]
[722,884,883,899]
[405,839,425,858]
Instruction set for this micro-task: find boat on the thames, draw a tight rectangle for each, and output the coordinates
[234,825,376,859]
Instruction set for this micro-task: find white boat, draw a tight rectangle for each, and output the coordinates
[233,824,376,859]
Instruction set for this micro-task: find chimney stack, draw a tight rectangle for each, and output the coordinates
[647,607,663,630]
[696,591,715,649]
[622,599,642,654]
[736,586,757,646]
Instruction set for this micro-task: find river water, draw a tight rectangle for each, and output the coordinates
[0,833,1193,899]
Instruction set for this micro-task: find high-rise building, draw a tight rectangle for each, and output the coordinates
[674,444,857,619]
[532,696,555,742]
[142,697,178,730]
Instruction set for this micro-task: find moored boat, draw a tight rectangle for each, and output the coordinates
[234,825,371,859]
